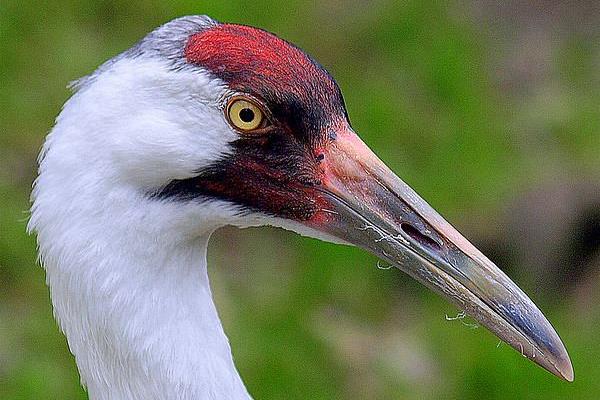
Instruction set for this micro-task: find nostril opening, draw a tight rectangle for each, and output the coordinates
[400,223,442,252]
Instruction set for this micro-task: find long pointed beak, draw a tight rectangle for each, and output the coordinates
[305,128,573,381]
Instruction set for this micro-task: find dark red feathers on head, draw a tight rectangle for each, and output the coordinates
[184,23,346,138]
[185,24,334,96]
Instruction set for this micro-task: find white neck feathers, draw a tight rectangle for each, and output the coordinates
[29,55,253,399]
[32,190,252,399]
[32,182,253,399]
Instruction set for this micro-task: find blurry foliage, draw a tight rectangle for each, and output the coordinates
[1,1,599,399]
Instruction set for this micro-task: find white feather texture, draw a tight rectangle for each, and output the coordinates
[29,50,256,399]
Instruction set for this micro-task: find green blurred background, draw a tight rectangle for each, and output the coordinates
[1,1,599,399]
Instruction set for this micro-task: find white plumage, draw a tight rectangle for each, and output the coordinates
[31,17,258,400]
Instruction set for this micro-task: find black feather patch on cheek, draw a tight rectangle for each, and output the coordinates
[154,135,323,221]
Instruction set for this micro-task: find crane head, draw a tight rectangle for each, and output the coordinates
[59,16,573,381]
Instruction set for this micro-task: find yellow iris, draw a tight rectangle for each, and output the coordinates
[227,98,264,131]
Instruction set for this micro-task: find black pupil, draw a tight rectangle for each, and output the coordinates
[239,108,255,123]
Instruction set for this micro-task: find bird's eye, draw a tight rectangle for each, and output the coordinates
[226,97,267,133]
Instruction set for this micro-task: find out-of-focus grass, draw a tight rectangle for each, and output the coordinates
[1,1,599,399]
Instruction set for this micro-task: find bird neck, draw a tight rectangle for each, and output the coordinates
[29,58,256,398]
[37,201,252,400]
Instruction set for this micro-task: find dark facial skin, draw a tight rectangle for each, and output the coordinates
[158,23,348,220]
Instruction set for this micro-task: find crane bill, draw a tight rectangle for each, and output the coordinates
[304,128,574,381]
